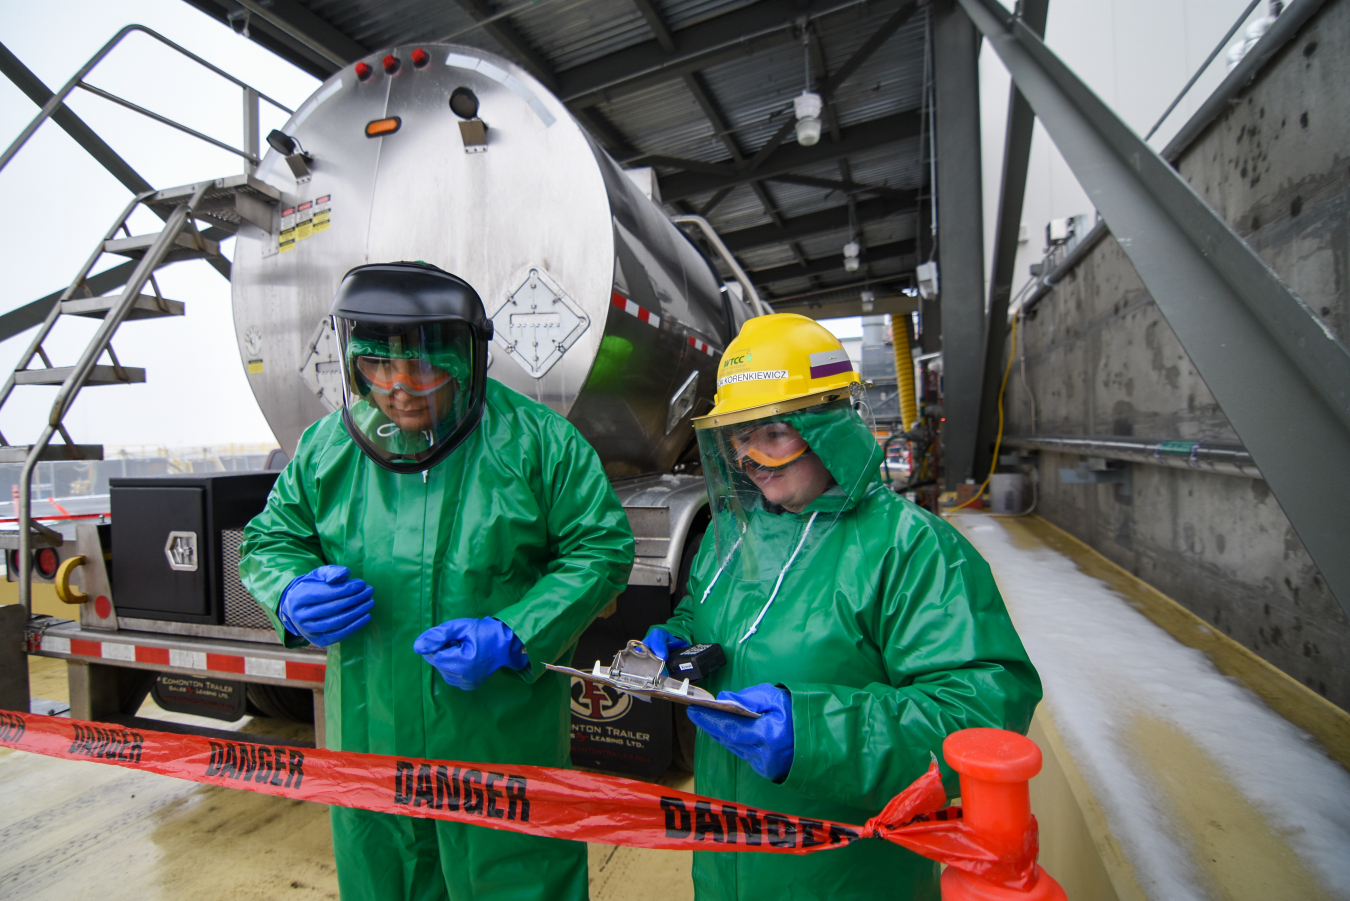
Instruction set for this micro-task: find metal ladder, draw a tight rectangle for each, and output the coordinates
[3,174,280,614]
[0,24,293,621]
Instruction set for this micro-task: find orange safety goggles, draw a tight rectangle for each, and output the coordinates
[729,423,809,472]
[356,356,454,397]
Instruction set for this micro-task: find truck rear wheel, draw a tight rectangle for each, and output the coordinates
[246,684,315,723]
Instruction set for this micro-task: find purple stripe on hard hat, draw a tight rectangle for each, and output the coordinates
[809,360,853,379]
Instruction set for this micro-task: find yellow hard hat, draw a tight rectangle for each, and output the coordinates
[693,313,861,429]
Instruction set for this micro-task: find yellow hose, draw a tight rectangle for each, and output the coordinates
[949,314,1018,513]
[891,314,918,430]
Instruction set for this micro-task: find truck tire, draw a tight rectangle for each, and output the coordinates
[246,684,316,723]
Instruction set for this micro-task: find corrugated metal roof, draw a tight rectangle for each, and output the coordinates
[304,0,481,52]
[512,0,653,71]
[658,0,763,31]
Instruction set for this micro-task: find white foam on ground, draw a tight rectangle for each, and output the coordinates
[952,516,1350,900]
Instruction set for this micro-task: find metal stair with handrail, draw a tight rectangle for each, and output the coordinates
[0,26,289,616]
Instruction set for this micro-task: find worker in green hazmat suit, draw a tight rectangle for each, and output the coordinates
[240,262,634,901]
[643,313,1042,901]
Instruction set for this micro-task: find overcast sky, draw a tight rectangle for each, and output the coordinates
[0,0,317,451]
[0,0,1269,450]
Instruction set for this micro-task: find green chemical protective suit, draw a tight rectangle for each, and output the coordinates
[663,406,1042,901]
[240,379,635,901]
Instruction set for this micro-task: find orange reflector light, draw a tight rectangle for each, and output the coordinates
[365,117,401,137]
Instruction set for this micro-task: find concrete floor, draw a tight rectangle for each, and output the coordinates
[1,653,694,901]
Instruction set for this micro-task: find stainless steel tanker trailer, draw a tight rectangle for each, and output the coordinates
[26,44,763,776]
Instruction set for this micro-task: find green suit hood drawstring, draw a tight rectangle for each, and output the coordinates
[738,511,818,643]
[719,401,884,643]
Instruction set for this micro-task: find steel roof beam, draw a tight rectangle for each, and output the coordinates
[972,0,1048,479]
[179,0,352,79]
[698,186,734,217]
[451,0,636,155]
[768,172,911,202]
[960,0,1350,612]
[750,238,916,285]
[818,1,920,102]
[560,0,904,108]
[682,73,746,164]
[681,71,786,231]
[658,110,920,201]
[233,0,367,68]
[453,0,562,92]
[719,193,917,252]
[575,107,638,155]
[630,0,677,52]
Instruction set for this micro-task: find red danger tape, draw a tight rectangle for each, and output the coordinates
[0,712,1037,889]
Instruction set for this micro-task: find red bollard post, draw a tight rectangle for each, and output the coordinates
[941,728,1069,900]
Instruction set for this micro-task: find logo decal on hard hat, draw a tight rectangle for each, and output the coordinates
[808,349,853,380]
[716,369,789,388]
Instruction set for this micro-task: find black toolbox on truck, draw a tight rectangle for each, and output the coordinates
[109,471,278,626]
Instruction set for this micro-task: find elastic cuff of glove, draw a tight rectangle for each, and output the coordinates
[277,602,300,639]
[507,636,530,671]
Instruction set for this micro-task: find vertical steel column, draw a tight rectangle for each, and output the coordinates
[972,0,1048,477]
[932,0,986,488]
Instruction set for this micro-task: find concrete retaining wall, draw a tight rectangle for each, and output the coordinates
[1006,0,1350,709]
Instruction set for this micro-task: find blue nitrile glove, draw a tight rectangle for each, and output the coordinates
[687,683,794,782]
[642,626,689,661]
[277,564,374,647]
[413,617,530,691]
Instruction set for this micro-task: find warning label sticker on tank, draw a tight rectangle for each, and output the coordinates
[717,370,789,388]
[312,195,331,233]
[279,206,296,252]
[294,201,314,242]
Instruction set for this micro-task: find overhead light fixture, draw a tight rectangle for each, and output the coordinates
[794,91,823,147]
[843,240,860,272]
[794,28,822,147]
[860,289,876,314]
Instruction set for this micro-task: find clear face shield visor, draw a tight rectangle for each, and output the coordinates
[696,385,877,586]
[334,318,485,473]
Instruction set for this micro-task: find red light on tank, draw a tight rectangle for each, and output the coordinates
[411,48,429,67]
[355,61,372,79]
[382,54,400,73]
